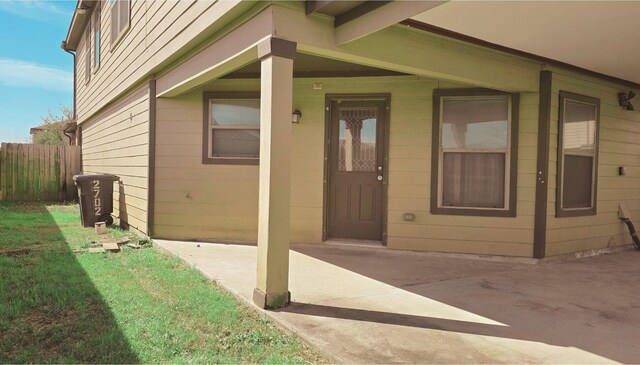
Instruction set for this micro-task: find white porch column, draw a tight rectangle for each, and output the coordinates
[253,37,296,309]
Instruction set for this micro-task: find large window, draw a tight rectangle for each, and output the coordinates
[431,89,519,217]
[202,93,260,165]
[557,91,599,217]
[110,0,130,47]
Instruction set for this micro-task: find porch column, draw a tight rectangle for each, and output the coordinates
[253,38,296,309]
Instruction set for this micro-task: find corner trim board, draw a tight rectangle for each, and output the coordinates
[533,70,552,258]
[147,79,157,237]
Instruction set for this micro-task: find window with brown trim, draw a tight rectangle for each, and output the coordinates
[556,91,600,217]
[431,89,519,217]
[202,93,260,165]
[84,27,91,84]
[93,2,101,71]
[110,0,130,47]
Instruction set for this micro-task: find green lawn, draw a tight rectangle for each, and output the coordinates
[0,202,322,364]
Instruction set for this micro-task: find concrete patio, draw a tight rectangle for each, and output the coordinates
[154,240,640,364]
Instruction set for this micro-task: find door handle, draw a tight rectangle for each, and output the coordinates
[377,175,383,181]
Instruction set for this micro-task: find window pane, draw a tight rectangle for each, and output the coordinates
[337,108,377,172]
[442,97,509,149]
[562,155,593,209]
[119,0,130,33]
[85,29,91,83]
[94,31,100,66]
[212,129,259,157]
[211,99,260,127]
[563,100,596,155]
[442,152,505,208]
[110,0,118,43]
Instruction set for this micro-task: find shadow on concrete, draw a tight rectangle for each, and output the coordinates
[289,244,640,363]
[0,202,139,363]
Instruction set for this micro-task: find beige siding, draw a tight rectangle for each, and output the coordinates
[82,84,150,233]
[75,0,251,125]
[545,70,640,256]
[154,77,540,256]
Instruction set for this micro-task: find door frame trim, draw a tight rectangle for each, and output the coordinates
[322,93,391,245]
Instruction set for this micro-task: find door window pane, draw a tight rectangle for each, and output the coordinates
[442,152,505,208]
[337,108,377,172]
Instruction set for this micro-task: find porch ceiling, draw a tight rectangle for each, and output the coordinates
[222,53,407,79]
[411,1,640,86]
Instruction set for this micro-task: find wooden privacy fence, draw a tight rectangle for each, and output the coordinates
[0,143,82,202]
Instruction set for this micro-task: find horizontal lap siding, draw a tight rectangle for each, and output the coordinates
[545,71,640,256]
[155,77,538,256]
[75,0,242,124]
[385,82,538,257]
[82,84,150,233]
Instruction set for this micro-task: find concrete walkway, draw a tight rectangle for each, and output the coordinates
[155,240,640,364]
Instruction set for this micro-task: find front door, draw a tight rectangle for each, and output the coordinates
[327,98,387,241]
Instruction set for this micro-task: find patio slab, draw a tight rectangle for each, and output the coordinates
[154,240,640,364]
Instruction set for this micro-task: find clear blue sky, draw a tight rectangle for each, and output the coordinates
[0,0,76,142]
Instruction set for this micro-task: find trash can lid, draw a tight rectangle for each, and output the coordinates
[73,173,120,182]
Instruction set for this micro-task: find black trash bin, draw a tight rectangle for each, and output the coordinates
[73,173,120,227]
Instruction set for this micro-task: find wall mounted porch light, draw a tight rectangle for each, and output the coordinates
[292,110,302,123]
[618,91,635,111]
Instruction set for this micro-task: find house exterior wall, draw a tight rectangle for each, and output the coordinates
[545,70,640,256]
[81,83,150,233]
[75,0,252,124]
[154,76,541,256]
[73,2,640,258]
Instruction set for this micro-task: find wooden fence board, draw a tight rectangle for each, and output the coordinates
[0,143,82,202]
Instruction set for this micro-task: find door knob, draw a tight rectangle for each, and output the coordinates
[377,175,383,181]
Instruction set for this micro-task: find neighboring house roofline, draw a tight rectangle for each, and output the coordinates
[401,19,640,90]
[30,121,76,135]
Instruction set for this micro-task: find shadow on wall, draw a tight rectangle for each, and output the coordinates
[286,244,640,364]
[0,202,139,363]
[118,181,129,230]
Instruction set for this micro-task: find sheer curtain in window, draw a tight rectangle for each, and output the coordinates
[440,96,509,208]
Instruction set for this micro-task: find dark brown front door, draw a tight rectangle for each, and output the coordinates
[327,98,387,241]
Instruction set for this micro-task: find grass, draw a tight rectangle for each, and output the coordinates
[0,202,323,364]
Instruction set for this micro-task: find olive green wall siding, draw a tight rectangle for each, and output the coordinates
[546,70,640,256]
[154,77,541,256]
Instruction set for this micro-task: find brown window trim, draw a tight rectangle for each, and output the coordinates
[93,3,101,73]
[202,91,260,165]
[430,88,520,218]
[84,26,91,85]
[556,91,600,218]
[110,0,131,53]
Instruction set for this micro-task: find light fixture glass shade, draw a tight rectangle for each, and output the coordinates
[292,110,302,123]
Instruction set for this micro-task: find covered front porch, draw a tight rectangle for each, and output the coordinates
[154,239,640,364]
[152,5,541,309]
[150,1,639,310]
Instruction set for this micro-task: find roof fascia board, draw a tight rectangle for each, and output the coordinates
[64,0,95,51]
